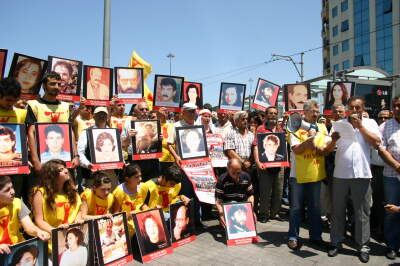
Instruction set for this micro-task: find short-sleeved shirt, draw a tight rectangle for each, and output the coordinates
[224,128,254,160]
[19,200,30,219]
[167,120,191,145]
[380,118,400,178]
[215,172,254,202]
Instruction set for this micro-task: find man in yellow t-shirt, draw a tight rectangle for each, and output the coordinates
[287,99,338,250]
[156,107,175,172]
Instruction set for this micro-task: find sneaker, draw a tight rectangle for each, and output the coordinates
[328,246,339,257]
[358,251,369,263]
[288,240,300,250]
[386,248,396,260]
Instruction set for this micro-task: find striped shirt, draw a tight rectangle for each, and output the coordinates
[215,172,254,202]
[224,128,254,160]
[380,118,400,178]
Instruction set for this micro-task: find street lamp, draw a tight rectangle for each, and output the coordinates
[247,78,254,110]
[166,53,175,75]
[271,53,304,82]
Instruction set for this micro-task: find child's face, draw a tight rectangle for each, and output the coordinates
[0,182,15,204]
[125,172,142,186]
[93,183,112,200]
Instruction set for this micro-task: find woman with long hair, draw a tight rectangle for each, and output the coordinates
[13,58,43,94]
[140,213,167,254]
[184,84,201,108]
[327,83,349,109]
[59,227,88,266]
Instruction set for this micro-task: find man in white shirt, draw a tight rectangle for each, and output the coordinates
[328,97,381,263]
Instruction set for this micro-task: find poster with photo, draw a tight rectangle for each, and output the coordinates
[218,82,246,112]
[324,82,354,115]
[176,125,208,160]
[223,202,258,246]
[87,128,124,171]
[83,65,113,106]
[182,82,203,109]
[0,123,29,175]
[48,55,83,102]
[133,208,173,263]
[252,78,280,112]
[169,200,196,248]
[8,53,47,100]
[52,222,94,266]
[355,83,392,119]
[0,49,7,79]
[284,83,310,113]
[153,75,184,112]
[93,213,133,266]
[0,238,48,266]
[131,120,162,160]
[206,133,228,168]
[256,132,289,167]
[114,67,144,104]
[35,123,73,168]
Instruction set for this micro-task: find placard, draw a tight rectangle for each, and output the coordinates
[206,133,228,168]
[169,200,196,248]
[182,82,203,109]
[0,49,7,79]
[355,83,392,119]
[114,67,144,104]
[0,238,48,266]
[252,78,280,112]
[93,213,133,266]
[0,123,29,175]
[83,65,113,106]
[8,53,47,100]
[324,82,354,115]
[283,83,310,113]
[256,132,289,167]
[218,82,246,112]
[175,125,208,160]
[131,119,162,160]
[153,75,184,112]
[51,221,94,266]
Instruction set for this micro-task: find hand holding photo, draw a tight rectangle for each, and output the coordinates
[132,120,162,159]
[176,125,208,160]
[88,128,123,170]
[256,132,288,167]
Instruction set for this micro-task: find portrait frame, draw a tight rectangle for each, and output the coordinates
[35,122,73,168]
[324,82,355,115]
[0,49,7,79]
[283,83,311,113]
[169,200,196,248]
[47,55,83,102]
[87,128,124,171]
[206,133,229,168]
[354,83,392,119]
[114,67,144,104]
[175,125,209,161]
[131,119,162,160]
[182,81,203,109]
[0,238,48,266]
[0,123,29,175]
[153,74,184,112]
[8,53,47,100]
[218,82,246,113]
[83,65,113,106]
[133,208,173,263]
[256,132,289,167]
[51,221,94,266]
[93,212,133,266]
[252,78,281,112]
[223,202,258,246]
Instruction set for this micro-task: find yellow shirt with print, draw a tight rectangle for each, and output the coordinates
[27,99,70,123]
[160,122,175,162]
[73,116,95,141]
[0,198,24,245]
[0,108,27,123]
[80,188,113,216]
[142,179,181,212]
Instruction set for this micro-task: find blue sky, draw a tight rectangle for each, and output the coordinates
[0,0,323,106]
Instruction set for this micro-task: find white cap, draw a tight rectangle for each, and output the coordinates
[94,106,108,114]
[182,102,197,110]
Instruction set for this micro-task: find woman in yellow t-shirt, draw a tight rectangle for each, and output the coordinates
[80,172,114,220]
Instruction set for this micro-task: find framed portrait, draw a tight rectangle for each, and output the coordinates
[324,82,354,115]
[169,200,196,247]
[52,222,94,266]
[114,67,144,104]
[218,82,246,112]
[8,53,47,100]
[256,132,289,167]
[35,123,73,167]
[48,55,83,102]
[175,125,208,160]
[355,83,392,119]
[182,81,203,109]
[0,123,29,175]
[133,208,172,262]
[87,128,124,171]
[0,49,7,79]
[284,83,310,113]
[153,74,184,112]
[0,238,48,266]
[223,202,258,246]
[93,212,133,266]
[131,119,162,160]
[252,78,280,112]
[83,65,113,106]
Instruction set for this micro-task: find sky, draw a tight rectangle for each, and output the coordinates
[0,0,323,106]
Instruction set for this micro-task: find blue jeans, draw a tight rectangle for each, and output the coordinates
[288,178,322,241]
[384,176,400,250]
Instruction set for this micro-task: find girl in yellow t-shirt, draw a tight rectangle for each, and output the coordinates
[80,172,114,220]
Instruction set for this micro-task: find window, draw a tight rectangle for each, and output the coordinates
[333,45,339,56]
[333,25,338,37]
[342,39,349,52]
[342,60,350,69]
[354,55,365,66]
[332,6,338,17]
[383,0,392,13]
[334,64,339,72]
[341,20,349,32]
[341,0,348,12]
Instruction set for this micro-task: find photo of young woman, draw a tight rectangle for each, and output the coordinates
[183,82,202,108]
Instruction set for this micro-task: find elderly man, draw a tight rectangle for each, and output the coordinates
[328,97,381,263]
[287,100,337,250]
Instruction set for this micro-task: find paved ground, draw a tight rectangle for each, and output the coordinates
[128,210,398,265]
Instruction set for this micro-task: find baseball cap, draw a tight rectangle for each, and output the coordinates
[182,102,197,110]
[94,106,108,114]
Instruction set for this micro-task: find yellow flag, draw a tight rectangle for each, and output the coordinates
[127,51,153,110]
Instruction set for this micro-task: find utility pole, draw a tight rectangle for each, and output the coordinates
[102,0,111,67]
[248,78,254,110]
[271,53,304,82]
[166,53,175,75]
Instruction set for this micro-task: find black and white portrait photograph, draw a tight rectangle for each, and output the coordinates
[176,125,208,160]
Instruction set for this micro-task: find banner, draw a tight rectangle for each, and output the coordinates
[206,133,228,168]
[181,158,217,204]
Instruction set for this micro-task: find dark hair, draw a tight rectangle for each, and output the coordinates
[95,132,115,152]
[53,61,73,76]
[184,84,201,107]
[42,71,61,86]
[0,77,21,98]
[141,213,166,243]
[65,227,85,249]
[13,58,43,90]
[160,78,177,91]
[347,96,365,106]
[44,124,64,138]
[0,126,16,152]
[160,164,182,184]
[228,204,248,220]
[0,175,12,190]
[247,111,262,127]
[222,85,242,106]
[265,106,278,114]
[122,163,142,178]
[328,83,349,106]
[92,172,112,187]
[10,244,39,266]
[203,103,213,112]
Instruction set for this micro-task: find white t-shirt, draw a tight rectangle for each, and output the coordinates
[59,246,88,266]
